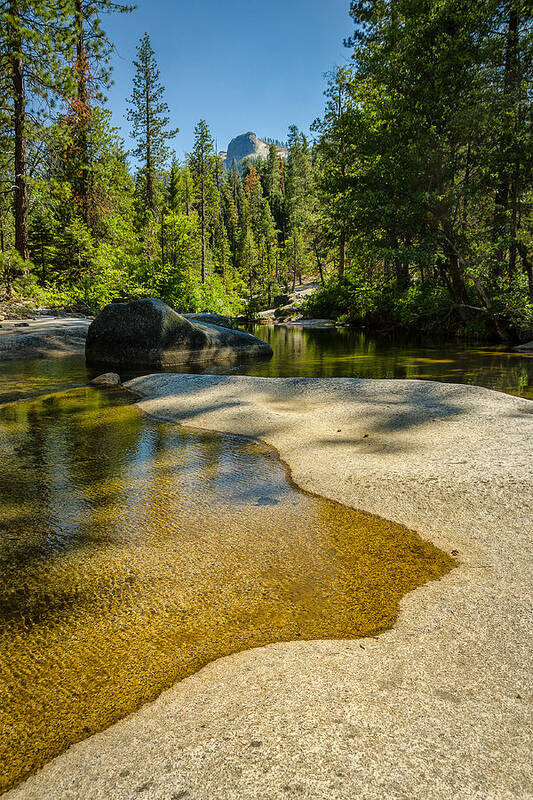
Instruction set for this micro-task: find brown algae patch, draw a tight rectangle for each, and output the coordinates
[0,388,455,792]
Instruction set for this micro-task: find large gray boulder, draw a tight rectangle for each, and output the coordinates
[85,298,272,368]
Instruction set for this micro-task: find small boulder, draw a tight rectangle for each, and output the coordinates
[515,341,533,352]
[85,298,273,368]
[274,294,290,308]
[89,372,121,386]
[274,305,297,320]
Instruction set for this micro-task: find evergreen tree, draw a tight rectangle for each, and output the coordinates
[308,0,533,337]
[0,0,74,259]
[263,142,284,234]
[127,32,177,214]
[313,67,354,279]
[69,0,134,224]
[285,125,312,287]
[188,119,215,282]
[167,155,180,212]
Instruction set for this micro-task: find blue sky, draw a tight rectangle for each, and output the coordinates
[103,0,353,161]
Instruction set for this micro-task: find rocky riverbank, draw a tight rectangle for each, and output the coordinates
[8,375,532,800]
[0,317,91,361]
[0,307,259,363]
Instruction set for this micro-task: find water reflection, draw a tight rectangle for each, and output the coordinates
[0,356,90,403]
[0,387,454,791]
[1,327,531,404]
[235,327,533,399]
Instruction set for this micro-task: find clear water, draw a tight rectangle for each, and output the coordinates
[240,326,533,399]
[1,326,531,405]
[0,387,454,791]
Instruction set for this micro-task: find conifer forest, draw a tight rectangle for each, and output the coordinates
[0,1,532,341]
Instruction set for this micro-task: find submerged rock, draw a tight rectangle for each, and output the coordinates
[85,298,273,368]
[89,372,121,386]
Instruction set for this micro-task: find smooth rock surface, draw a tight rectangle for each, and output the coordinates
[0,317,90,361]
[515,340,533,351]
[8,376,532,800]
[85,298,272,368]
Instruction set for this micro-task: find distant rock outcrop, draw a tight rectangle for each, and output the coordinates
[225,132,288,169]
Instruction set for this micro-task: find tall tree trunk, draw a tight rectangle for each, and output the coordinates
[462,134,472,233]
[75,0,90,225]
[200,178,206,282]
[145,80,153,212]
[491,3,519,272]
[312,241,325,285]
[146,151,153,211]
[10,11,29,261]
[160,208,165,268]
[291,230,297,292]
[339,230,345,279]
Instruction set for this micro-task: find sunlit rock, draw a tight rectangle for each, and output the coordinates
[89,372,121,385]
[85,297,272,368]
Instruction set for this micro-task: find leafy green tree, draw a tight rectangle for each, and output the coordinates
[313,67,355,280]
[285,125,312,288]
[310,0,533,338]
[166,155,180,212]
[68,0,134,224]
[262,142,284,234]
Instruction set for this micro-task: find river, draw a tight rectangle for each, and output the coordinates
[1,325,531,405]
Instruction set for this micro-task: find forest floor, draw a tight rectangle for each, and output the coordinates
[9,375,532,800]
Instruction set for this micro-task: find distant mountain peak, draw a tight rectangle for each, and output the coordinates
[224,132,288,169]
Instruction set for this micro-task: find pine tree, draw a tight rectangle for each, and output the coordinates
[263,142,284,234]
[127,33,177,214]
[69,0,134,224]
[313,67,355,280]
[188,119,215,282]
[285,125,312,287]
[167,155,180,212]
[0,1,74,260]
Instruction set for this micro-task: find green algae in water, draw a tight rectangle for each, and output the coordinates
[0,387,455,792]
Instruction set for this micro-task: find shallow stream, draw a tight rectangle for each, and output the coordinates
[0,385,455,791]
[5,323,522,790]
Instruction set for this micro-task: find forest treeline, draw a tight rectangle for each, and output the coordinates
[0,0,531,340]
